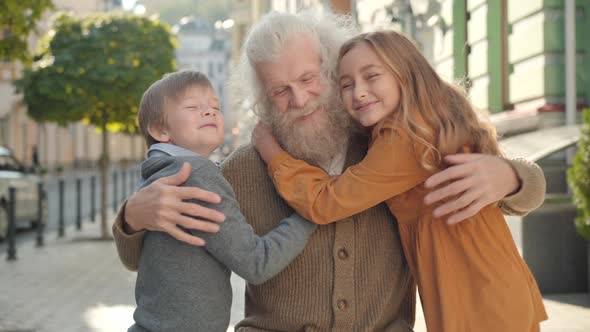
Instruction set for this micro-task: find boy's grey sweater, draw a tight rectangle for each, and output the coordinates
[130,144,316,332]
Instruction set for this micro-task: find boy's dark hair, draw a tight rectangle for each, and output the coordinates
[138,70,213,147]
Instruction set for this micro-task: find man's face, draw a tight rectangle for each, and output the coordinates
[253,36,352,166]
[255,36,327,130]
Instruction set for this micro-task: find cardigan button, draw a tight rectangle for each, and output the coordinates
[337,248,348,259]
[337,299,347,310]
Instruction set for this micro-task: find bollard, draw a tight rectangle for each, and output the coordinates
[131,168,137,193]
[7,187,17,261]
[90,176,96,222]
[36,182,44,247]
[122,168,127,200]
[113,171,118,211]
[138,169,141,189]
[76,178,82,230]
[58,179,65,237]
[129,169,132,195]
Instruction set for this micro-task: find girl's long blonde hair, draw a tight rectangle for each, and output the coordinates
[338,31,501,171]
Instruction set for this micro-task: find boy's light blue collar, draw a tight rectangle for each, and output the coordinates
[147,143,201,158]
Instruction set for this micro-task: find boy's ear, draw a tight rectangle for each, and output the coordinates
[147,124,170,143]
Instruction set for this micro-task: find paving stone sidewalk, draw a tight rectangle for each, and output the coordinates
[0,218,588,332]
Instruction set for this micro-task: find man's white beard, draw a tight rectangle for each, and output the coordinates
[269,92,352,167]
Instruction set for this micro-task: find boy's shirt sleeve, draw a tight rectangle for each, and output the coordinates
[184,159,316,285]
[267,124,432,224]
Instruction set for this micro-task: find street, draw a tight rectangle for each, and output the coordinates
[0,216,246,332]
[1,195,589,331]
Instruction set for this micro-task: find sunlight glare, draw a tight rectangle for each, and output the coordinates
[84,304,135,331]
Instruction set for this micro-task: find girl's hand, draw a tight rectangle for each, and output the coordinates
[252,122,283,163]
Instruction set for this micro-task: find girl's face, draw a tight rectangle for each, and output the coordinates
[338,42,401,127]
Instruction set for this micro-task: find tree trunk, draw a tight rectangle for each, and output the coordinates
[100,112,110,239]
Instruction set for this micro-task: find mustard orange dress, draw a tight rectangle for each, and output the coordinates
[267,120,547,332]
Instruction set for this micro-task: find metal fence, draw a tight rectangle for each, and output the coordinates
[2,166,141,261]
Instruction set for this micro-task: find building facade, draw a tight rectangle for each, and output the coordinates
[427,0,589,128]
[351,0,590,135]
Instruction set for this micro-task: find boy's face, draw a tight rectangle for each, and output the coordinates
[155,86,225,156]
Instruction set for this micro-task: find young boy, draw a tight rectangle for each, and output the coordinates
[128,70,316,332]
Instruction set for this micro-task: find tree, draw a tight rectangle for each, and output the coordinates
[568,108,590,240]
[0,0,55,62]
[16,12,176,238]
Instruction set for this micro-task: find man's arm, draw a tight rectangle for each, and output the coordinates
[498,157,546,216]
[424,154,545,224]
[112,204,145,271]
[112,162,225,271]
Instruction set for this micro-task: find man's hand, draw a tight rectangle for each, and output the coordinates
[423,154,520,225]
[124,162,226,246]
[252,122,283,163]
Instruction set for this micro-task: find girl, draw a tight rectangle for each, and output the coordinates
[253,31,547,332]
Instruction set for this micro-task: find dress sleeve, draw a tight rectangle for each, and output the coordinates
[267,126,432,224]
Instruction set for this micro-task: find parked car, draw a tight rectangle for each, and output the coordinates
[0,146,46,239]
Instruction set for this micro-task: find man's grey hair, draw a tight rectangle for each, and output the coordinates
[230,10,358,122]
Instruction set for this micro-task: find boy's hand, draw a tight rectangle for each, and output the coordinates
[252,122,283,163]
[124,162,226,246]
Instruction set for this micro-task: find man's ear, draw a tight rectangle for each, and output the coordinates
[147,124,170,143]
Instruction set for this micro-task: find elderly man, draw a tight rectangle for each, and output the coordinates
[113,11,545,331]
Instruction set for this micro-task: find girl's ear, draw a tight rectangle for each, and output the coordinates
[147,124,170,143]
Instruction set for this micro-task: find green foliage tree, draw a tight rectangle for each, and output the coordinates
[568,108,590,240]
[16,12,176,237]
[0,0,55,62]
